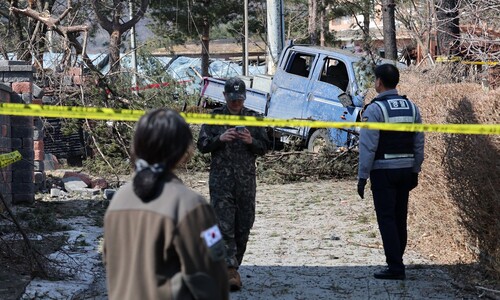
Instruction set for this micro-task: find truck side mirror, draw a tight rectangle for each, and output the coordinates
[339,93,353,107]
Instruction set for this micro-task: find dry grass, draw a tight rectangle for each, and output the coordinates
[398,68,500,283]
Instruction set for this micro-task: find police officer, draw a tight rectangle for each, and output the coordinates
[197,77,269,291]
[357,64,425,280]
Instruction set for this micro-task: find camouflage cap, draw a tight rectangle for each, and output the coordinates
[224,77,246,101]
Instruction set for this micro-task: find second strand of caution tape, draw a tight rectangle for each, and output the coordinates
[0,151,22,168]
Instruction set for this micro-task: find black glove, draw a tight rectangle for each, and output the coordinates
[357,178,367,199]
[410,173,419,190]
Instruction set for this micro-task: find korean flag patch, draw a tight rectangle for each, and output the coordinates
[201,225,225,261]
[201,225,222,247]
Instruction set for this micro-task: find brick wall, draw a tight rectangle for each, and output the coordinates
[0,62,88,207]
[0,61,36,205]
[0,83,12,205]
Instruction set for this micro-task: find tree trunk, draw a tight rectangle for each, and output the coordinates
[92,0,149,76]
[436,0,460,56]
[319,0,325,46]
[109,30,122,74]
[201,17,210,77]
[362,0,371,53]
[424,0,433,58]
[33,25,48,70]
[10,0,30,61]
[382,0,398,60]
[308,0,318,44]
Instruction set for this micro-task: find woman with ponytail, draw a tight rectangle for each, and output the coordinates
[103,109,229,300]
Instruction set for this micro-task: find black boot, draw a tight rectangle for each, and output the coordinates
[373,268,406,280]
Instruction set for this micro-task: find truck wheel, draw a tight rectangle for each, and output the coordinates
[307,129,334,153]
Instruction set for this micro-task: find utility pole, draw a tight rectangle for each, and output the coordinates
[266,0,285,75]
[129,0,138,94]
[244,0,249,76]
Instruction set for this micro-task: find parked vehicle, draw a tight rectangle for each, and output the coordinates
[199,42,400,151]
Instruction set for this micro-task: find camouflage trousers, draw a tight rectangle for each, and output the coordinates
[209,173,256,269]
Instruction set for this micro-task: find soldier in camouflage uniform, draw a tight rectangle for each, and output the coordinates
[197,77,269,291]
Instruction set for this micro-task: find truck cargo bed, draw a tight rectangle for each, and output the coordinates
[200,77,268,114]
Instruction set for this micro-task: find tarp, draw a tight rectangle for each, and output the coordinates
[4,52,267,93]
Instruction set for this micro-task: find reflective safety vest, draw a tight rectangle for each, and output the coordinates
[371,94,417,160]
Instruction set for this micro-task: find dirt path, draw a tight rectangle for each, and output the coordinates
[14,171,477,299]
[188,172,474,299]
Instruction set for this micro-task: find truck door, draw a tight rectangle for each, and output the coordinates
[303,55,359,147]
[267,51,316,136]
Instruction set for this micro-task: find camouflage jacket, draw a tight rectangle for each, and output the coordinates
[197,106,269,178]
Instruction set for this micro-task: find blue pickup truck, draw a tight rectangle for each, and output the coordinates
[199,42,399,151]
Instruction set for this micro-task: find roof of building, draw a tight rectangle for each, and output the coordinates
[152,39,267,59]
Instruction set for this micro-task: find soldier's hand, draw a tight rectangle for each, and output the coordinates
[238,128,253,144]
[219,128,238,142]
[357,178,367,199]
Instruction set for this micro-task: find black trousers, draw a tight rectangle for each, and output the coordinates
[370,168,413,273]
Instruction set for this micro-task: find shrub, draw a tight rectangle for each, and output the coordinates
[400,69,500,281]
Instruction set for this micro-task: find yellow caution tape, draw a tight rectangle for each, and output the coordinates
[0,103,498,135]
[435,56,461,63]
[435,55,499,65]
[0,103,144,121]
[461,61,498,66]
[183,113,499,134]
[0,150,22,168]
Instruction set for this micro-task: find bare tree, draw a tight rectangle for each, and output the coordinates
[327,0,375,54]
[6,0,31,61]
[285,1,309,42]
[396,0,499,63]
[395,0,434,61]
[435,0,460,55]
[200,0,210,77]
[9,0,99,73]
[91,0,149,75]
[457,0,500,61]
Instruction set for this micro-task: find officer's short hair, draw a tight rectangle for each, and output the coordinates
[374,64,399,89]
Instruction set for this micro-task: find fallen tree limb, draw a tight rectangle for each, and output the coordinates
[0,193,48,277]
[476,286,500,299]
[346,238,383,249]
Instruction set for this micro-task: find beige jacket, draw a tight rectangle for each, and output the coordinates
[104,175,229,300]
